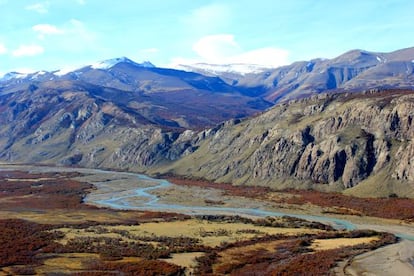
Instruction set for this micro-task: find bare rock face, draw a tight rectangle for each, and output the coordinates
[166,90,414,195]
[0,83,197,171]
[1,82,414,197]
[393,142,414,181]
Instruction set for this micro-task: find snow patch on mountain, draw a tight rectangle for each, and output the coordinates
[176,63,273,75]
[140,61,156,68]
[91,57,132,69]
[30,71,47,80]
[0,72,29,81]
[91,57,155,69]
[53,65,83,76]
[51,58,155,76]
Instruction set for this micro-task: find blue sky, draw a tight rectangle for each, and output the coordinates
[0,0,413,75]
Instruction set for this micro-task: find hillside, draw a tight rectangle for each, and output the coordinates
[0,58,271,130]
[156,89,414,198]
[222,47,414,102]
[1,48,414,198]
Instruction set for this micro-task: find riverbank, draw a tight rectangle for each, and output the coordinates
[2,164,414,238]
[1,164,414,275]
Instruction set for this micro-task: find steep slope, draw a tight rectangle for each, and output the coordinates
[2,47,414,104]
[0,58,272,129]
[232,47,414,102]
[0,81,196,170]
[60,58,240,95]
[1,84,414,197]
[1,50,414,198]
[158,89,414,198]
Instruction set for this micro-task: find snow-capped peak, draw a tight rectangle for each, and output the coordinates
[53,66,79,76]
[90,57,155,70]
[140,61,156,68]
[175,63,273,75]
[51,58,155,76]
[0,70,55,83]
[91,57,133,69]
[0,71,29,81]
[30,70,47,80]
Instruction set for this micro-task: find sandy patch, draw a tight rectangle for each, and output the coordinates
[162,252,204,275]
[0,194,35,203]
[0,209,145,225]
[5,177,53,182]
[56,227,126,245]
[310,237,379,251]
[106,219,320,247]
[345,240,414,276]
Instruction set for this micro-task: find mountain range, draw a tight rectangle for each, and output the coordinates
[220,47,414,102]
[0,57,271,129]
[1,47,414,197]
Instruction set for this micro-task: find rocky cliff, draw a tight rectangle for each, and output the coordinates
[1,83,413,197]
[158,89,414,198]
[0,81,194,170]
[1,56,414,197]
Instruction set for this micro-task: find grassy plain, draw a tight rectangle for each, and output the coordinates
[0,165,411,275]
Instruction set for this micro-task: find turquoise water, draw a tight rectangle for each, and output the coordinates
[94,174,356,230]
[3,165,413,240]
[91,173,414,241]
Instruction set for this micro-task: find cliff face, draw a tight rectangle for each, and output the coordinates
[161,90,414,197]
[1,85,414,197]
[0,83,196,171]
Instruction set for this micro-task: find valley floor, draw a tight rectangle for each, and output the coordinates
[0,164,413,275]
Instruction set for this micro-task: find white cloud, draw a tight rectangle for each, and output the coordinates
[25,2,49,13]
[232,47,290,67]
[12,44,44,57]
[29,19,98,55]
[183,3,231,34]
[192,34,241,63]
[170,34,289,68]
[31,20,95,48]
[0,43,7,55]
[32,24,64,39]
[76,0,86,5]
[33,24,64,35]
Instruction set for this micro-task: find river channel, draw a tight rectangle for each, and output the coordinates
[2,164,414,241]
[87,173,358,231]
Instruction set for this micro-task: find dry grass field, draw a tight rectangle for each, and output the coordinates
[0,166,408,275]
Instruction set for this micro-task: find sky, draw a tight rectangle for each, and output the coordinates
[0,0,413,75]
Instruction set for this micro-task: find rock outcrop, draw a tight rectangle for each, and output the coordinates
[1,84,414,197]
[162,90,414,197]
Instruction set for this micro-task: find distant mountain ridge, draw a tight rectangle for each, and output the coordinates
[89,57,155,70]
[1,47,414,198]
[175,63,272,75]
[231,47,414,102]
[2,47,414,103]
[0,56,271,131]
